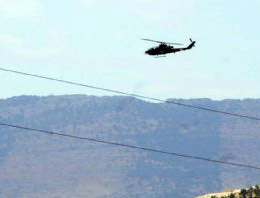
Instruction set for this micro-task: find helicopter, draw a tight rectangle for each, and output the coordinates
[142,38,195,57]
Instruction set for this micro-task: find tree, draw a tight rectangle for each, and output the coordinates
[239,189,247,198]
[247,187,253,197]
[229,193,235,198]
[254,185,260,197]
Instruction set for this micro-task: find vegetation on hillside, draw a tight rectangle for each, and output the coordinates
[209,185,260,198]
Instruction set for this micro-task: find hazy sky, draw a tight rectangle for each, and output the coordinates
[0,0,259,100]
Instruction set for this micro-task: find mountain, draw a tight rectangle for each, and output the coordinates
[0,95,260,198]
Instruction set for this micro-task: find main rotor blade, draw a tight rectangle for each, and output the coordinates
[141,38,183,45]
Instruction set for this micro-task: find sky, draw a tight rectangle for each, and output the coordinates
[0,0,260,100]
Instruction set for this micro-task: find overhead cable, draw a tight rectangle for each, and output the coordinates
[0,122,260,170]
[0,67,259,121]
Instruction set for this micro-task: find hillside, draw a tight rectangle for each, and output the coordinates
[0,95,260,197]
[196,184,260,198]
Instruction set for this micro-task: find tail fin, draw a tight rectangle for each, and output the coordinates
[187,38,195,49]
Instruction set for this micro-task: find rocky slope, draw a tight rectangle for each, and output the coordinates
[0,95,260,198]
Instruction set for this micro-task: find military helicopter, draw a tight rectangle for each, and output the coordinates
[142,38,195,57]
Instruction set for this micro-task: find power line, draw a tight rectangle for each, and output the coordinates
[0,67,260,121]
[0,122,260,170]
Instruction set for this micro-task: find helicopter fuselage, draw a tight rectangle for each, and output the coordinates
[145,44,174,55]
[145,40,195,56]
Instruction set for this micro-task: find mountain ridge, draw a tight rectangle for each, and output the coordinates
[0,95,260,197]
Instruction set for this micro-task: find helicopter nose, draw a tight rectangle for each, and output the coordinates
[145,49,151,54]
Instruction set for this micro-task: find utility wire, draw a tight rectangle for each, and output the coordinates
[0,122,260,170]
[0,67,260,121]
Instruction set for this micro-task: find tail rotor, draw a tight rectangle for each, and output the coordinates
[189,38,195,47]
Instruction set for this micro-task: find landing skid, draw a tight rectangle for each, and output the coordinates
[154,55,166,58]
